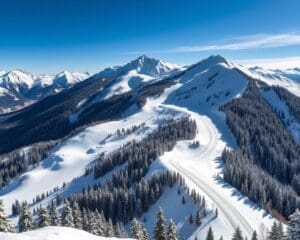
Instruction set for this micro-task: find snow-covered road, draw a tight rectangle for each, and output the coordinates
[159,104,273,239]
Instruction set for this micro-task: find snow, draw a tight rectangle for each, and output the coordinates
[0,55,280,239]
[0,227,132,240]
[158,56,273,238]
[156,105,274,239]
[0,85,185,216]
[69,56,183,123]
[93,55,182,100]
[98,55,181,79]
[53,71,90,88]
[102,70,154,99]
[272,68,300,83]
[261,88,300,143]
[241,66,300,97]
[0,69,89,95]
[0,69,6,76]
[134,183,209,240]
[0,70,35,92]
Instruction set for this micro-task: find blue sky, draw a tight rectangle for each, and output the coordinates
[0,0,300,73]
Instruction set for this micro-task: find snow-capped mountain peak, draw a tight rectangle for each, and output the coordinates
[0,69,6,76]
[0,69,35,92]
[53,71,90,88]
[98,55,181,78]
[192,55,230,69]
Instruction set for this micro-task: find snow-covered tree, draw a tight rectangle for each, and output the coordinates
[61,200,74,227]
[131,218,142,239]
[206,226,214,240]
[285,209,300,240]
[130,218,141,239]
[0,199,12,232]
[82,208,89,231]
[251,230,258,240]
[114,221,126,238]
[130,218,149,240]
[195,210,201,226]
[50,203,61,226]
[37,205,50,228]
[189,213,194,224]
[232,226,243,240]
[106,218,115,237]
[154,208,166,240]
[18,202,33,232]
[88,211,101,236]
[166,219,179,240]
[268,222,284,240]
[72,202,83,229]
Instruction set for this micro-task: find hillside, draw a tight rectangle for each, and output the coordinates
[0,55,299,239]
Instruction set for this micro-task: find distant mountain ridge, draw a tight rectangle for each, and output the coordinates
[0,70,90,113]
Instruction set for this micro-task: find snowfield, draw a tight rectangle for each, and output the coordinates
[0,84,185,215]
[1,55,288,239]
[261,88,300,143]
[0,227,133,240]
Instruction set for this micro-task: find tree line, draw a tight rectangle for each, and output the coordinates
[220,80,300,217]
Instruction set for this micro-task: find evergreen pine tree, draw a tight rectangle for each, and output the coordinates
[232,226,244,240]
[72,202,83,229]
[131,218,142,239]
[154,208,166,240]
[195,211,201,226]
[18,202,33,232]
[94,209,104,236]
[285,209,300,240]
[206,226,214,240]
[0,199,12,232]
[215,208,219,218]
[251,230,258,240]
[118,221,128,238]
[277,222,284,240]
[37,205,50,228]
[130,217,149,240]
[82,208,89,231]
[50,203,61,226]
[106,218,115,237]
[61,200,74,227]
[268,222,284,240]
[88,211,100,236]
[166,219,179,240]
[140,221,149,240]
[189,213,194,224]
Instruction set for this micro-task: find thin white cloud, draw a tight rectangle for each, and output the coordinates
[171,33,300,52]
[235,56,300,70]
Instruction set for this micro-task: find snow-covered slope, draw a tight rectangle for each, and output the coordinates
[273,67,300,83]
[0,69,90,113]
[245,66,300,97]
[51,71,90,88]
[33,71,90,88]
[0,69,6,76]
[96,55,182,99]
[3,55,292,239]
[0,227,132,240]
[0,70,35,93]
[261,88,300,143]
[99,55,180,78]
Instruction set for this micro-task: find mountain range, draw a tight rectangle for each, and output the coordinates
[0,55,300,239]
[0,70,90,113]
